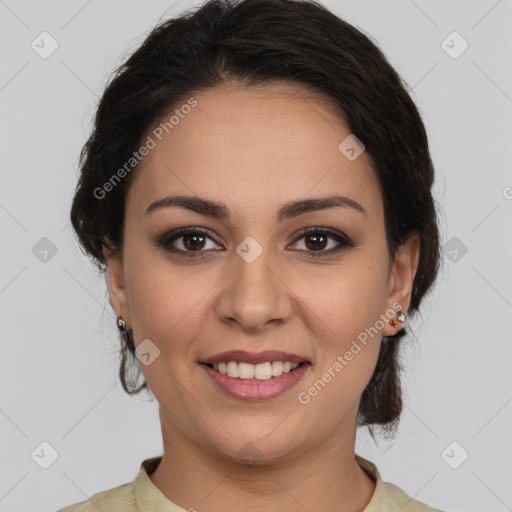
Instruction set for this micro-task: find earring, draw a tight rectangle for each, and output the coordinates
[389,310,406,330]
[116,316,136,352]
[117,316,126,331]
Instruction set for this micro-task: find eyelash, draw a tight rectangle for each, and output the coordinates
[155,227,356,259]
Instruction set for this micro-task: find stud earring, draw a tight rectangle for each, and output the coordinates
[389,310,406,330]
[116,316,136,353]
[116,316,126,331]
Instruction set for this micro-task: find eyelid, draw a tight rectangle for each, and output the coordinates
[156,227,221,254]
[156,226,355,258]
[288,227,355,255]
[291,226,350,242]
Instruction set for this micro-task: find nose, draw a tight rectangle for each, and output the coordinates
[215,246,293,333]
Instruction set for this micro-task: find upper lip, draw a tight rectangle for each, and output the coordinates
[201,350,309,365]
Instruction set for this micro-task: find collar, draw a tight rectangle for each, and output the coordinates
[133,454,387,511]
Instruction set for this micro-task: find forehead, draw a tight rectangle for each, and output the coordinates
[127,82,382,223]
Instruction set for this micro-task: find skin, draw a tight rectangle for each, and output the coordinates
[103,81,420,512]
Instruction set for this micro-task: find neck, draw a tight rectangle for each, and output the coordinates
[149,410,376,512]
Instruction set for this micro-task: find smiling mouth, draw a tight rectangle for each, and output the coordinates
[202,361,308,380]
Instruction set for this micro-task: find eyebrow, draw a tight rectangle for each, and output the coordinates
[145,194,367,221]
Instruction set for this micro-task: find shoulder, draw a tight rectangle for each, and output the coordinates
[56,482,137,512]
[56,456,164,512]
[381,480,444,512]
[355,454,444,512]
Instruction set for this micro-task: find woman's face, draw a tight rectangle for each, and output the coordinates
[105,82,419,462]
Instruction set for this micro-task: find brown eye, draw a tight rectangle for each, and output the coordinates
[290,228,355,257]
[182,232,207,251]
[156,227,222,258]
[304,232,329,251]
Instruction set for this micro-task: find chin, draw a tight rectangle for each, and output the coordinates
[205,429,304,466]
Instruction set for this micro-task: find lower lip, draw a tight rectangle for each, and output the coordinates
[200,363,310,400]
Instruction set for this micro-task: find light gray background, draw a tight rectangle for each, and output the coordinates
[1,1,511,511]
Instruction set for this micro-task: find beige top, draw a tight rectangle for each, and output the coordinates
[57,455,443,511]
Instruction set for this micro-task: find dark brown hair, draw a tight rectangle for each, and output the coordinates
[70,0,441,439]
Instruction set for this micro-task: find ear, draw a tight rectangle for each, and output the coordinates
[102,240,131,329]
[381,231,420,337]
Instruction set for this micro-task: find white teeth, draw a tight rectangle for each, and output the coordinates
[254,362,272,380]
[271,361,283,376]
[226,361,239,378]
[238,362,255,379]
[209,361,303,379]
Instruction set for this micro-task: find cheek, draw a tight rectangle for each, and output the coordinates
[297,257,387,387]
[123,246,217,357]
[302,257,389,335]
[298,279,383,419]
[123,255,210,404]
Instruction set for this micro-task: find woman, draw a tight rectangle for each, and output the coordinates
[59,0,443,510]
